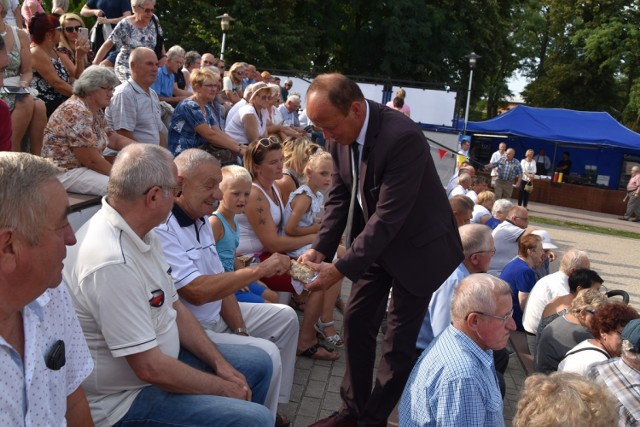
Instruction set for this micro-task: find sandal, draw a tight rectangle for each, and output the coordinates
[289,294,308,312]
[297,342,340,361]
[315,319,344,347]
[275,412,290,427]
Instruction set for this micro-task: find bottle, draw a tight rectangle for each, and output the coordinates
[552,172,559,182]
[558,172,563,183]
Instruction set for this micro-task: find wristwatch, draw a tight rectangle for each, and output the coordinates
[232,327,249,336]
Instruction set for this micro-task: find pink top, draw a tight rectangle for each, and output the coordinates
[21,0,44,26]
[386,100,411,117]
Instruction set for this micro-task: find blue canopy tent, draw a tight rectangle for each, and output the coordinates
[457,106,640,188]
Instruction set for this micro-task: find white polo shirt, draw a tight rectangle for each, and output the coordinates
[522,271,570,334]
[155,204,224,324]
[63,198,180,426]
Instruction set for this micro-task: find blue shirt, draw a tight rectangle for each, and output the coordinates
[417,263,469,350]
[499,257,536,331]
[168,98,217,155]
[85,0,131,18]
[400,326,504,427]
[211,212,238,272]
[151,65,174,98]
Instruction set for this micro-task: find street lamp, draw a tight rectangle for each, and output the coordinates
[462,52,481,135]
[216,13,235,61]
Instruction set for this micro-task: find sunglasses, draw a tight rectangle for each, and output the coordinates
[64,25,82,33]
[234,70,245,76]
[54,26,63,32]
[256,136,279,148]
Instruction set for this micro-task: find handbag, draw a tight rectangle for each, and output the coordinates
[524,180,534,193]
[151,16,164,60]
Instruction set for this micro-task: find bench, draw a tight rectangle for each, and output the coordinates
[68,192,102,231]
[509,330,535,376]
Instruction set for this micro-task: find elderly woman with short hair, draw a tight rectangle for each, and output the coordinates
[168,68,246,164]
[42,66,135,195]
[92,0,165,81]
[518,148,537,208]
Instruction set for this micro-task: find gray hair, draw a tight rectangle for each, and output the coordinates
[287,94,301,105]
[0,0,9,18]
[622,340,640,363]
[108,144,174,201]
[131,0,155,9]
[73,66,120,97]
[491,199,513,217]
[560,249,590,274]
[451,273,511,322]
[174,149,220,178]
[0,153,62,244]
[166,45,185,60]
[459,224,493,258]
[184,50,201,68]
[458,173,472,185]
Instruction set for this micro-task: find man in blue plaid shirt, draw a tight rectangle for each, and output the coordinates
[486,148,522,200]
[399,274,515,427]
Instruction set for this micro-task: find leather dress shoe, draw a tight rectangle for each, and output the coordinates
[308,411,357,427]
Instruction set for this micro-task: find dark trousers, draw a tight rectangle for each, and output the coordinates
[341,263,429,427]
[517,180,531,207]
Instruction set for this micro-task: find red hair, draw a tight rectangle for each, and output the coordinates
[29,13,60,45]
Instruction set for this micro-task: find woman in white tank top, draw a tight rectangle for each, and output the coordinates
[238,137,340,361]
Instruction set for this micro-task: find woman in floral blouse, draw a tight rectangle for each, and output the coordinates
[42,66,134,195]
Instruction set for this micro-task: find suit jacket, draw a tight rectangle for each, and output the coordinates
[313,100,463,297]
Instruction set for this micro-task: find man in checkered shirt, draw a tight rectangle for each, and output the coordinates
[486,148,522,200]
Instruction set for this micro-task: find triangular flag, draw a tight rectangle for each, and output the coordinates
[438,149,447,160]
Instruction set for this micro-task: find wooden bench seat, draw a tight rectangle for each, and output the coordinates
[67,192,102,213]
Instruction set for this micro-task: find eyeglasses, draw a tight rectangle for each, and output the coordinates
[143,185,182,197]
[136,5,155,13]
[472,248,496,256]
[202,60,215,65]
[257,94,272,100]
[64,25,82,33]
[54,26,63,32]
[466,308,514,323]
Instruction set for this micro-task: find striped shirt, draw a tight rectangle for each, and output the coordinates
[587,357,640,426]
[399,326,504,427]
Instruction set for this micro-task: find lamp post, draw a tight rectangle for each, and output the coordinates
[462,52,481,135]
[216,13,235,61]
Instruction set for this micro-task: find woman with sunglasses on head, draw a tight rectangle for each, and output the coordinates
[92,0,164,81]
[42,66,135,195]
[0,0,47,154]
[57,13,93,78]
[168,68,246,164]
[237,138,340,361]
[225,82,276,149]
[29,13,79,117]
[222,62,245,105]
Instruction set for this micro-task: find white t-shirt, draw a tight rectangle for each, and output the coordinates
[63,199,180,426]
[489,221,525,276]
[558,340,610,375]
[224,104,267,145]
[521,158,537,182]
[522,271,569,334]
[471,204,491,224]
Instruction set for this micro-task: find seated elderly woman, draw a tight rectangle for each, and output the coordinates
[225,82,277,148]
[237,138,339,361]
[168,68,246,165]
[489,198,513,229]
[471,190,496,225]
[30,13,85,117]
[535,288,606,373]
[558,301,639,375]
[513,372,617,427]
[0,0,46,154]
[42,66,134,195]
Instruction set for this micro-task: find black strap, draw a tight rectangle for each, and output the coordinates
[565,346,610,359]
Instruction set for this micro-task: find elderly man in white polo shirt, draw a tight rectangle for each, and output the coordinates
[154,148,299,425]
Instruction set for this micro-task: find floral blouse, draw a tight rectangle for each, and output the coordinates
[168,97,217,155]
[108,16,162,81]
[42,97,113,170]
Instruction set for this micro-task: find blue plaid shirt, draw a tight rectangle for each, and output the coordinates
[399,326,504,427]
[493,157,522,181]
[587,358,640,426]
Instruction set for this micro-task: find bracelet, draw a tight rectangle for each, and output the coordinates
[232,327,249,336]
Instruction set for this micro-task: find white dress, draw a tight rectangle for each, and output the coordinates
[282,184,323,258]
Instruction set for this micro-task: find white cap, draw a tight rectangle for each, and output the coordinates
[532,230,558,250]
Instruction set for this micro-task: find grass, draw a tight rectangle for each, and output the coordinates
[530,216,640,240]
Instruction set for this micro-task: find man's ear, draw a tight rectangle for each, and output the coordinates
[0,229,19,273]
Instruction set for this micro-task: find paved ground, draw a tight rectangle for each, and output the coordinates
[280,201,640,427]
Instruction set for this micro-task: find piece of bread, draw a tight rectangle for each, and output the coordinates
[289,260,316,283]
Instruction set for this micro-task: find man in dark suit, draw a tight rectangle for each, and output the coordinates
[301,74,464,427]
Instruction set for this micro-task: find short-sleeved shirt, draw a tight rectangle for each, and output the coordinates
[399,325,504,427]
[150,65,174,98]
[535,315,592,373]
[491,157,522,181]
[587,358,640,426]
[168,97,216,155]
[42,97,113,170]
[105,78,163,145]
[108,17,161,81]
[63,199,180,426]
[489,221,525,276]
[225,104,267,146]
[85,0,131,19]
[278,104,300,127]
[522,271,569,334]
[222,76,242,99]
[0,284,93,426]
[499,257,537,331]
[155,204,224,325]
